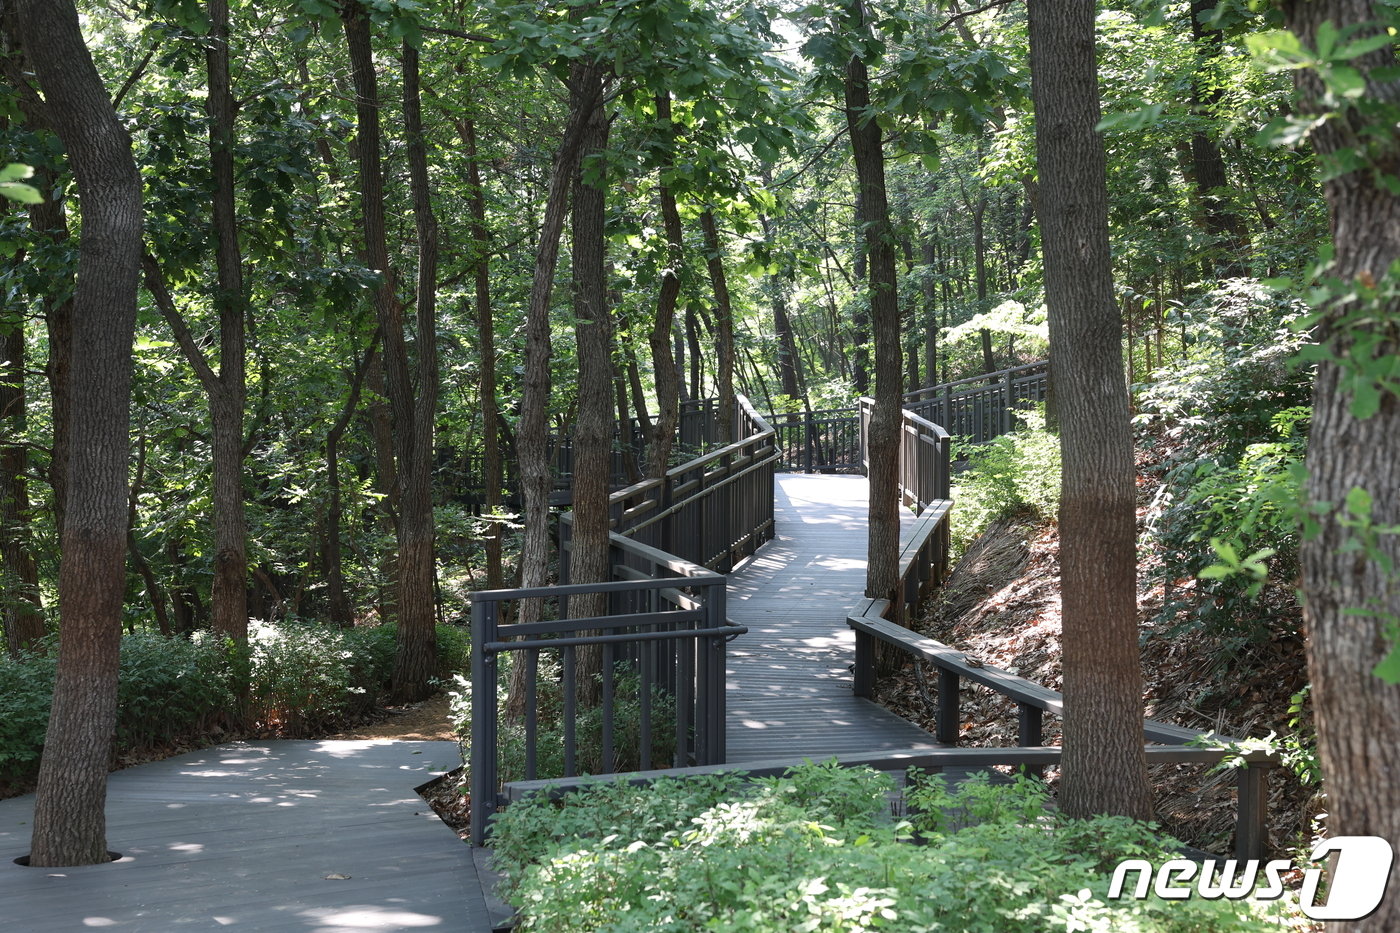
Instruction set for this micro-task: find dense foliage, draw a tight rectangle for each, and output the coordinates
[490,762,1296,932]
[0,622,469,783]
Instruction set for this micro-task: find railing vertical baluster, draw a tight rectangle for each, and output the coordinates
[470,597,499,846]
[1017,702,1044,780]
[562,645,577,778]
[1235,764,1270,861]
[639,623,653,771]
[524,650,538,781]
[601,641,615,774]
[853,628,875,699]
[937,669,960,745]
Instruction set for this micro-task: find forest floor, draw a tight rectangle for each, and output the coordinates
[880,507,1318,861]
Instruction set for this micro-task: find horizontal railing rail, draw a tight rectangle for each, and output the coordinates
[500,741,1272,862]
[846,603,1275,860]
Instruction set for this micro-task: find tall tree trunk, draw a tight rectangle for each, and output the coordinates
[647,93,683,478]
[461,114,505,589]
[19,0,142,867]
[699,210,736,442]
[391,39,441,701]
[205,0,249,646]
[325,338,377,627]
[568,63,612,653]
[922,235,938,392]
[341,2,438,700]
[841,0,902,607]
[1,312,45,655]
[1028,0,1152,821]
[510,63,603,721]
[1187,0,1251,276]
[1283,3,1400,928]
[851,189,870,395]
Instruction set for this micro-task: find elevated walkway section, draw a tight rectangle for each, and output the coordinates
[725,473,940,761]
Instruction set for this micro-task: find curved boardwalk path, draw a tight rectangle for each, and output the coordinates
[726,473,940,761]
[0,740,494,932]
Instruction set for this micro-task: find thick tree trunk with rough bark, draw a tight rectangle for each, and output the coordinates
[1283,3,1400,928]
[567,64,612,642]
[19,0,142,867]
[1028,0,1153,821]
[841,0,902,606]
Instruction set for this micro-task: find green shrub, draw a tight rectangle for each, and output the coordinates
[0,643,57,782]
[492,762,1297,933]
[951,408,1061,558]
[117,631,235,748]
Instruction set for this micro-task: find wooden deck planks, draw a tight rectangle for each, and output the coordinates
[726,473,941,761]
[0,740,494,932]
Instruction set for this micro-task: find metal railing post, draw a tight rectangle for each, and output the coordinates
[1235,764,1271,860]
[470,597,499,846]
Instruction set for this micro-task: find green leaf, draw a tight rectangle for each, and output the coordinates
[1373,642,1400,684]
[1325,64,1367,99]
[1346,486,1373,519]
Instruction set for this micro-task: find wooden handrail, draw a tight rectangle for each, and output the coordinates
[903,359,1049,403]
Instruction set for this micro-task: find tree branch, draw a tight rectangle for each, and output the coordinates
[140,253,222,394]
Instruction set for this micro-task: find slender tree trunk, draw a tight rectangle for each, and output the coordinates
[851,189,870,395]
[126,432,171,637]
[648,94,683,478]
[699,211,736,442]
[205,0,249,646]
[1283,4,1400,928]
[19,0,142,867]
[461,114,505,589]
[1028,0,1152,821]
[325,339,377,627]
[510,63,603,722]
[841,0,902,607]
[390,39,441,700]
[1187,0,1251,276]
[0,312,45,655]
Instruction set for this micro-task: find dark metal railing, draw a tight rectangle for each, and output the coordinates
[844,607,1275,859]
[469,545,735,845]
[764,407,862,472]
[468,396,772,845]
[600,395,777,573]
[903,360,1049,445]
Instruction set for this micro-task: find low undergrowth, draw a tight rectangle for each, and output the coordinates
[490,761,1300,932]
[0,620,470,790]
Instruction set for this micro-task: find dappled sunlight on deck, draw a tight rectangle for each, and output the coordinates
[725,473,941,758]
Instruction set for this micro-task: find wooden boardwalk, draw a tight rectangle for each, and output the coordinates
[0,740,497,932]
[726,473,941,761]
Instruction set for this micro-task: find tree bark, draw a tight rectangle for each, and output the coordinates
[19,0,142,867]
[647,94,683,478]
[205,0,249,646]
[511,62,602,699]
[1027,0,1152,821]
[699,210,736,442]
[460,114,506,589]
[391,38,441,700]
[1283,3,1400,928]
[568,67,613,698]
[341,2,438,700]
[841,0,902,606]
